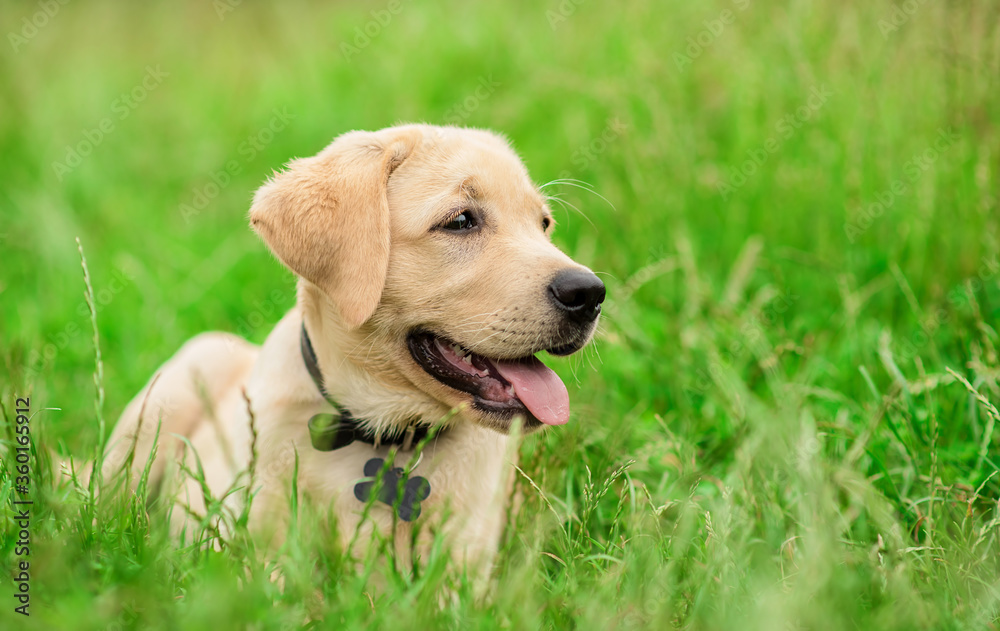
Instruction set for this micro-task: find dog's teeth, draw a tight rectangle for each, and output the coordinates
[507,385,515,397]
[462,354,473,365]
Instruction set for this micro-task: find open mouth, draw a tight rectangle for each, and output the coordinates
[407,332,570,427]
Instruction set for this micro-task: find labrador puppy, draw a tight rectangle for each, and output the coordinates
[99,124,605,573]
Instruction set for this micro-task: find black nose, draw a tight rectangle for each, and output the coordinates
[548,269,606,324]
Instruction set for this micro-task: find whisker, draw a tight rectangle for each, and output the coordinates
[469,328,511,349]
[545,194,595,228]
[543,179,617,213]
[541,177,596,190]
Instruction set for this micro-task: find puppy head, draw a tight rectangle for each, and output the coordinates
[251,125,604,433]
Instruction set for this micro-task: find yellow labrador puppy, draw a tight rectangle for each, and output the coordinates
[99,124,605,571]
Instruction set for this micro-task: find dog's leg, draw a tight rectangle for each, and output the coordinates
[98,332,258,496]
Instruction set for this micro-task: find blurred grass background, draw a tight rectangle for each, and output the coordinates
[2,0,1000,629]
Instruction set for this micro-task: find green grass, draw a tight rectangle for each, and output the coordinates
[2,0,1000,628]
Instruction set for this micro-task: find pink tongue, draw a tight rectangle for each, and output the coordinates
[493,356,570,425]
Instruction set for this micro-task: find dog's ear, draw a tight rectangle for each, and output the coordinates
[250,127,422,328]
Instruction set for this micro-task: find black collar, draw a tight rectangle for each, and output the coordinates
[300,322,433,451]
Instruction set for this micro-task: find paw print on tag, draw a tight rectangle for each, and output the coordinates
[353,458,431,522]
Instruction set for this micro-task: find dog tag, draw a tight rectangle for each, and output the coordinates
[354,457,431,522]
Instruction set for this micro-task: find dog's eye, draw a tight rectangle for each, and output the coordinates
[542,217,552,231]
[442,211,478,231]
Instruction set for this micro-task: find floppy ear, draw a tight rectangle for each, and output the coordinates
[250,128,422,328]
